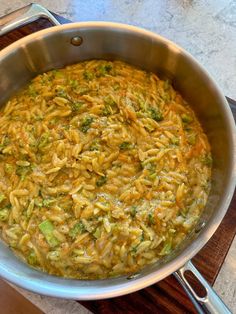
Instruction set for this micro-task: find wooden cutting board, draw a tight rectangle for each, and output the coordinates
[0,14,235,314]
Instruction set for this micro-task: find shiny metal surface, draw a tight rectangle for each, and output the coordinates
[175,261,232,314]
[0,3,60,36]
[0,5,235,308]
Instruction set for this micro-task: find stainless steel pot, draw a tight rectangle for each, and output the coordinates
[0,4,235,313]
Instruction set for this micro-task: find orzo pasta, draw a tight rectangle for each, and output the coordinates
[0,60,212,279]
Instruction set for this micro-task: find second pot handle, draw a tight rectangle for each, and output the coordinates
[0,3,61,36]
[174,260,231,314]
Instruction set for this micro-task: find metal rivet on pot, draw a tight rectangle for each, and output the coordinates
[127,273,140,280]
[195,221,206,233]
[71,36,83,46]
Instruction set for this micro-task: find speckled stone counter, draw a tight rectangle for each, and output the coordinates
[0,1,236,313]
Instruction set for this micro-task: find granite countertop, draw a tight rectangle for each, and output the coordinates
[0,0,236,313]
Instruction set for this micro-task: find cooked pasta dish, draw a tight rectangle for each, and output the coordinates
[0,60,212,279]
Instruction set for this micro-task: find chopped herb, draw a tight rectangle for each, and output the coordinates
[181,113,193,124]
[138,98,146,111]
[39,220,59,247]
[170,137,179,145]
[131,246,137,255]
[102,96,117,116]
[28,85,38,98]
[0,136,10,152]
[148,213,155,224]
[69,79,78,89]
[89,141,100,151]
[119,141,133,150]
[104,96,116,107]
[140,232,145,242]
[16,164,33,180]
[130,206,137,217]
[70,101,84,112]
[187,133,196,145]
[69,222,86,239]
[80,116,94,133]
[62,125,70,130]
[97,64,113,76]
[201,154,213,167]
[96,176,107,187]
[148,107,163,122]
[83,71,94,80]
[27,250,38,266]
[0,208,9,221]
[102,104,112,116]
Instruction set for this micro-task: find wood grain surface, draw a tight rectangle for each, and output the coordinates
[0,280,43,314]
[0,14,235,314]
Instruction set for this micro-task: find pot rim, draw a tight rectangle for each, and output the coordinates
[0,21,235,299]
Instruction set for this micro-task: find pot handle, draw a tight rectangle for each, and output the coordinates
[174,260,232,314]
[0,3,61,36]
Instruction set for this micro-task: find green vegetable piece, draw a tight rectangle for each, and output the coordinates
[181,113,193,124]
[96,176,107,187]
[80,116,94,133]
[187,133,196,145]
[113,83,120,91]
[0,136,10,152]
[148,107,163,122]
[34,115,43,121]
[0,208,9,221]
[83,71,94,80]
[76,86,90,95]
[69,222,86,239]
[71,101,83,112]
[148,213,155,224]
[102,104,112,116]
[160,242,172,255]
[119,141,133,150]
[0,193,6,203]
[69,79,78,89]
[89,141,100,151]
[38,132,50,150]
[140,232,145,242]
[201,154,213,167]
[93,228,101,239]
[51,69,63,78]
[16,164,33,181]
[27,250,38,266]
[130,206,137,218]
[39,220,59,247]
[97,64,113,76]
[28,85,38,98]
[170,137,179,146]
[42,199,55,208]
[56,89,67,98]
[131,246,138,255]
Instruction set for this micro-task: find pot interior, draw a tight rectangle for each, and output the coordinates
[0,23,235,298]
